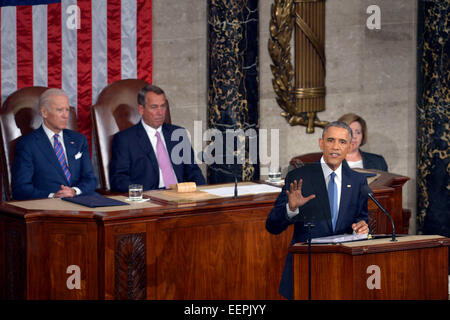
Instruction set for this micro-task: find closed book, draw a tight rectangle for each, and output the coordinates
[62,193,129,208]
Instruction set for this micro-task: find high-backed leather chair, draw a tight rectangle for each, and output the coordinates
[289,152,322,169]
[91,79,172,191]
[0,86,78,201]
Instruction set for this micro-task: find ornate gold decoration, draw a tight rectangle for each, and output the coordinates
[269,0,328,133]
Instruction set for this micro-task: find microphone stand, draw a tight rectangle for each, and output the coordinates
[304,221,315,300]
[209,166,239,198]
[367,192,397,242]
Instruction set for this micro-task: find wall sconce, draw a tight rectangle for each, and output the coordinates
[269,0,328,133]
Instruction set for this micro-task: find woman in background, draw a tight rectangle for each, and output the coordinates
[338,113,388,171]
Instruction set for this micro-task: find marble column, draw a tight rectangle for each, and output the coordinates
[416,1,449,240]
[207,0,259,183]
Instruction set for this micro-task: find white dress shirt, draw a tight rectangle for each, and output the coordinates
[42,124,81,197]
[141,119,178,188]
[347,159,363,169]
[42,123,68,161]
[286,156,342,219]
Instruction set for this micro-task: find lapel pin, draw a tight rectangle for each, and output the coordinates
[347,184,351,188]
[70,141,75,144]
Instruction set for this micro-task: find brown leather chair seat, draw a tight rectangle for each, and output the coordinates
[289,152,322,169]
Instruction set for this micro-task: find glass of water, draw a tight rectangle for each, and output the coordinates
[129,184,143,201]
[268,171,282,182]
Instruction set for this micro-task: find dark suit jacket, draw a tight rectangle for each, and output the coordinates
[12,126,97,200]
[266,162,368,299]
[109,121,205,192]
[360,150,388,171]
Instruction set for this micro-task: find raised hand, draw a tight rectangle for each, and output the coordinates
[286,179,316,211]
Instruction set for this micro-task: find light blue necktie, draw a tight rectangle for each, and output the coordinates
[328,172,338,231]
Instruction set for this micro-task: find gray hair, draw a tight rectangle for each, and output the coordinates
[322,121,353,140]
[39,88,68,112]
[137,84,166,107]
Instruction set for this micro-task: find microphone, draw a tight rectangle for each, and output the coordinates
[208,165,239,199]
[234,175,238,199]
[362,185,397,242]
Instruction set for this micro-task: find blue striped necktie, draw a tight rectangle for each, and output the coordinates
[53,134,71,184]
[328,172,338,231]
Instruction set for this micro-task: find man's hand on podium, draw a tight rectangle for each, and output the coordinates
[352,220,369,234]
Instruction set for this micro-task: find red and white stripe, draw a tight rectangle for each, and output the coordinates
[0,0,153,147]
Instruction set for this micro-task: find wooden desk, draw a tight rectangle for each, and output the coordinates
[0,173,409,300]
[0,185,291,299]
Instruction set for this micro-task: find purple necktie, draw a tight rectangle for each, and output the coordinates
[155,131,177,189]
[53,134,71,184]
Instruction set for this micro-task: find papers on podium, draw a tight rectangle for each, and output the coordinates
[310,233,368,244]
[203,184,281,197]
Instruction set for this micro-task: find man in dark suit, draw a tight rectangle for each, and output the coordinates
[109,85,205,192]
[12,89,97,200]
[266,121,369,300]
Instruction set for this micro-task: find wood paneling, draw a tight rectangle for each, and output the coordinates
[370,170,409,235]
[290,236,450,300]
[4,218,26,299]
[98,193,291,300]
[153,207,290,299]
[0,174,410,300]
[26,220,98,299]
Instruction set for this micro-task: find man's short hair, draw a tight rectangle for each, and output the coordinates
[322,121,353,141]
[39,88,68,112]
[137,84,166,107]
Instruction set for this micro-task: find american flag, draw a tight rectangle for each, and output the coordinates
[0,0,153,147]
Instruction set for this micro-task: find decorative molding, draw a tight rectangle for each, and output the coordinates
[269,0,328,133]
[114,233,146,300]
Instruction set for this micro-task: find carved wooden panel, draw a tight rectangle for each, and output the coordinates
[114,233,146,300]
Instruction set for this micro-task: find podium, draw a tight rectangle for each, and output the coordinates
[289,235,450,300]
[355,169,410,235]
